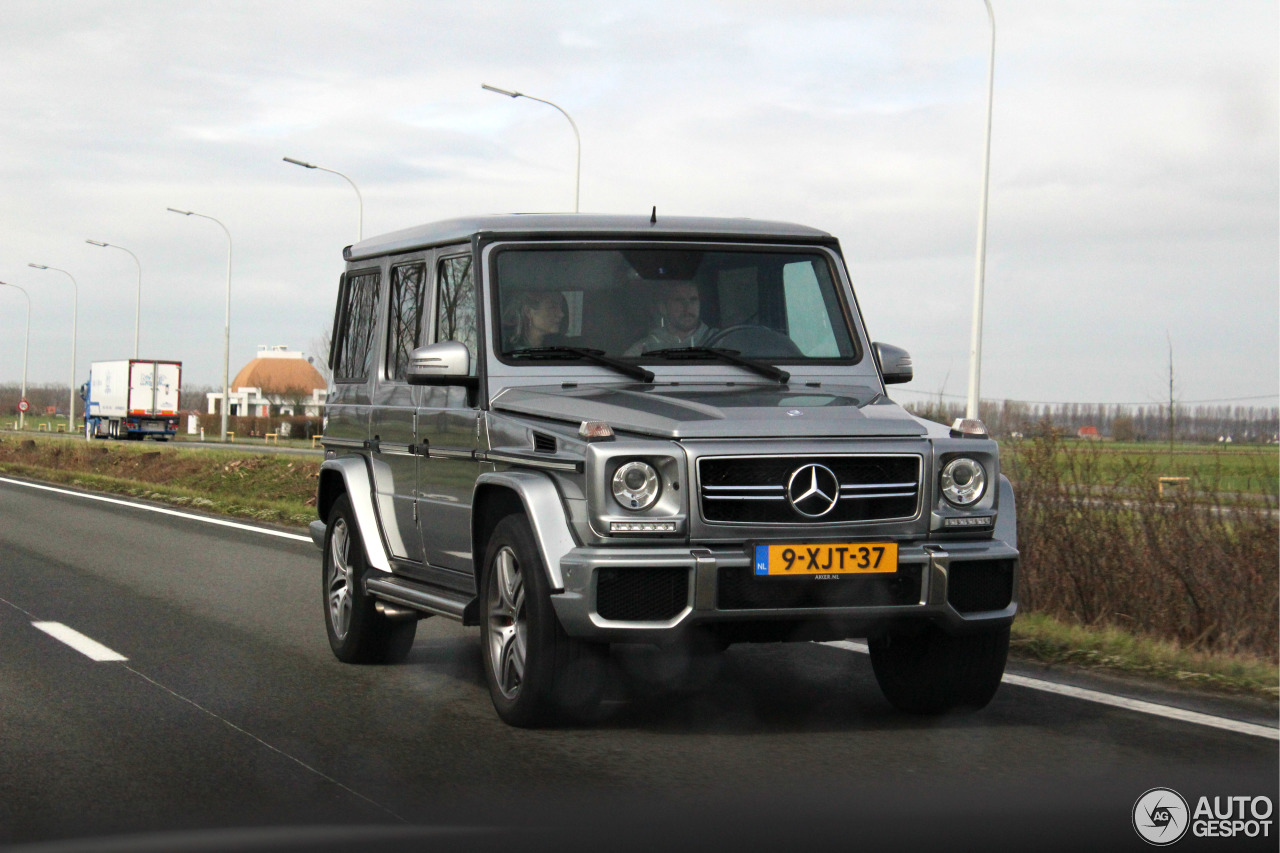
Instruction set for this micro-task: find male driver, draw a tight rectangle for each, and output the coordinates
[625,281,716,355]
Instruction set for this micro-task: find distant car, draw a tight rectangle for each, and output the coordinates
[311,214,1019,726]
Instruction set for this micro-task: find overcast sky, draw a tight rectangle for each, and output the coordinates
[1,0,1275,410]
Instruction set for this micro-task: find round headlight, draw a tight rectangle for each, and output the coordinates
[940,457,986,506]
[612,461,660,510]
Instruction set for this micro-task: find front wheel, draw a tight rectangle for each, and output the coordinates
[481,514,606,727]
[323,494,416,663]
[868,625,1009,714]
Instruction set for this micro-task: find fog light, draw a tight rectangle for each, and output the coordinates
[610,521,677,533]
[943,515,994,528]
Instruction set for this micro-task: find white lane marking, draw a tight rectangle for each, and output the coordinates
[32,622,128,661]
[0,476,311,543]
[823,640,1279,742]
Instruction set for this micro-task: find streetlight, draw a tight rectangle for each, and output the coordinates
[27,264,78,433]
[965,0,997,421]
[85,240,143,358]
[0,282,31,431]
[282,157,364,241]
[482,83,581,213]
[167,207,233,442]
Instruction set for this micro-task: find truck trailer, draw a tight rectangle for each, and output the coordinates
[82,360,181,440]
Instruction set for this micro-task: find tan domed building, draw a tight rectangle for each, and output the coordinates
[206,345,328,417]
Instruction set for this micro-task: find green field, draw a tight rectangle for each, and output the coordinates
[1001,438,1279,496]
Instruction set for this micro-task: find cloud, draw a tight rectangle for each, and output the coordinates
[0,0,1273,408]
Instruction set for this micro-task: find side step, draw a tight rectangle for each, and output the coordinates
[365,575,474,622]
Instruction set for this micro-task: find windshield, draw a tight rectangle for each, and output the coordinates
[493,246,859,364]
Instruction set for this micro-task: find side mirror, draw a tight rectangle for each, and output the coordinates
[873,342,913,385]
[406,341,477,387]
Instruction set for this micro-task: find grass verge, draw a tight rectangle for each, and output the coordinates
[1011,611,1279,702]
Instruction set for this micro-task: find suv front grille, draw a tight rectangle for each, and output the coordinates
[698,455,921,524]
[717,565,922,610]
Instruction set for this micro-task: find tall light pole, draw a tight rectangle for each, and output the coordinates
[0,282,31,431]
[482,83,581,213]
[27,264,79,433]
[965,0,997,421]
[85,240,143,358]
[168,207,233,442]
[282,157,364,241]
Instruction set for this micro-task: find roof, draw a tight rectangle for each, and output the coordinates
[231,352,326,396]
[344,213,837,262]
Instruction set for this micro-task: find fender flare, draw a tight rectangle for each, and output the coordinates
[473,470,577,592]
[317,455,393,573]
[994,474,1017,550]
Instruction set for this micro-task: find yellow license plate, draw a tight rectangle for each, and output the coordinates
[754,543,898,576]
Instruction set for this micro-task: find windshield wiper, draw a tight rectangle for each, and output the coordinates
[641,347,790,384]
[508,346,654,383]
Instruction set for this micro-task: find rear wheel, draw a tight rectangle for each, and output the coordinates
[481,514,606,727]
[868,625,1009,714]
[323,494,417,663]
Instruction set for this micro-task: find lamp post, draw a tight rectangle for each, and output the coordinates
[965,0,997,421]
[168,207,233,442]
[85,240,143,358]
[0,282,31,431]
[282,157,364,241]
[27,264,78,432]
[482,83,581,213]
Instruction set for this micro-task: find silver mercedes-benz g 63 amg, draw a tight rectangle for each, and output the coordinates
[311,213,1018,727]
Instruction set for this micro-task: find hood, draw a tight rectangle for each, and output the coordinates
[489,383,928,440]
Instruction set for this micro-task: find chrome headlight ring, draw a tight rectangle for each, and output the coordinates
[940,457,986,507]
[612,460,661,510]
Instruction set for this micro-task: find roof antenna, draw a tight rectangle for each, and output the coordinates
[650,205,657,224]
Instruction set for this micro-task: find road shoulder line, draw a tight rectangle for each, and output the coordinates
[823,640,1279,742]
[0,475,310,543]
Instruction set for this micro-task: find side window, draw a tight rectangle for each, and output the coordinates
[436,255,477,374]
[386,262,428,381]
[332,269,381,382]
[783,261,842,357]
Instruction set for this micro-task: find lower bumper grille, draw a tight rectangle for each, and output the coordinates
[716,565,922,611]
[947,560,1015,613]
[596,567,690,622]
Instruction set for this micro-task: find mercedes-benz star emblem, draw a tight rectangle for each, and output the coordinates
[786,464,840,517]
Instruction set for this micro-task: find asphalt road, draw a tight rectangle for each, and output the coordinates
[1,477,1275,853]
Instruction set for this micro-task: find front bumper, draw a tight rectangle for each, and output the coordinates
[550,538,1018,644]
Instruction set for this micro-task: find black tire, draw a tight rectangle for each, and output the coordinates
[868,625,1009,714]
[323,494,417,664]
[480,514,606,727]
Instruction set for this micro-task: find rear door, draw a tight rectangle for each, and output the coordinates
[416,249,482,578]
[370,255,432,563]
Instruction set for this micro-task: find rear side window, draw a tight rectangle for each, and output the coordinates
[386,263,428,381]
[436,255,477,374]
[332,269,381,382]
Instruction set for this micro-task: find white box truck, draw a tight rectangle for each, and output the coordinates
[82,360,182,440]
